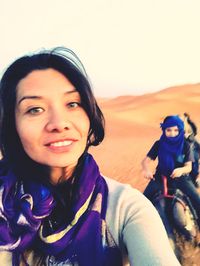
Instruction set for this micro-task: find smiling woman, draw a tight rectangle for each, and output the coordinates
[0,47,180,266]
[15,69,90,184]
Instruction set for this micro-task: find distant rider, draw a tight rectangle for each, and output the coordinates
[141,115,200,227]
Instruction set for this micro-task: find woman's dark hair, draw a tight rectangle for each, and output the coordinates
[0,47,105,178]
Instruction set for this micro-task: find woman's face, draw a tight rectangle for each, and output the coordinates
[165,126,179,137]
[15,68,90,181]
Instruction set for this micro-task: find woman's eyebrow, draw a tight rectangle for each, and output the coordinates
[17,89,79,106]
[64,90,79,96]
[17,95,41,106]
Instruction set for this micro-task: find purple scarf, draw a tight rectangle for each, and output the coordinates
[158,116,184,176]
[0,165,55,265]
[0,154,122,266]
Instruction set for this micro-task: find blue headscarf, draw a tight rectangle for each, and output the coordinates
[158,115,184,177]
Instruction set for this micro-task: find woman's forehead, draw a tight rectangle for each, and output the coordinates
[16,69,77,97]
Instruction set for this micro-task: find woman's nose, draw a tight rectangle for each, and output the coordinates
[171,132,176,137]
[45,110,71,132]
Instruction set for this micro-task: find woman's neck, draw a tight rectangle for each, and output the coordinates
[50,165,76,185]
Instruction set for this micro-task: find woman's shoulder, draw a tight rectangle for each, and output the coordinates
[103,176,167,252]
[104,176,155,211]
[103,176,143,201]
[149,140,160,150]
[103,176,132,192]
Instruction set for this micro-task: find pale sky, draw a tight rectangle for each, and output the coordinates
[1,0,200,97]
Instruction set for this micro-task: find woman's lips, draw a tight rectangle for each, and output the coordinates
[45,139,77,152]
[49,140,73,147]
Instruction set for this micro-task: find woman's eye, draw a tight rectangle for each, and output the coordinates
[27,107,44,115]
[67,102,80,108]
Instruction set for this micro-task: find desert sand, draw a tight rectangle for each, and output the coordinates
[90,83,200,265]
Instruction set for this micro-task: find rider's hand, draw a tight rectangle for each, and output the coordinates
[143,170,154,180]
[170,168,183,179]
